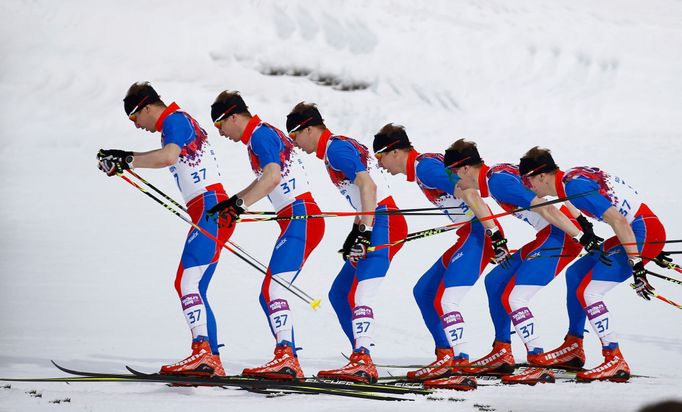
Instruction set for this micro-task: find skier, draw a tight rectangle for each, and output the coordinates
[209,91,325,380]
[285,103,408,383]
[440,139,600,386]
[372,124,509,390]
[519,147,667,382]
[96,82,232,376]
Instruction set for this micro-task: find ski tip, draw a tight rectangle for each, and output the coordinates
[310,299,322,311]
[50,360,67,372]
[125,365,152,377]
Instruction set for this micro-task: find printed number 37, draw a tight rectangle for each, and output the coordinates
[280,178,296,194]
[355,322,370,334]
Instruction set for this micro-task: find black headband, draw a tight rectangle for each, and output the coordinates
[123,84,160,116]
[444,145,483,169]
[519,152,558,176]
[286,106,324,133]
[211,93,248,122]
[373,128,412,154]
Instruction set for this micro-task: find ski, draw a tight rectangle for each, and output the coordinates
[48,361,430,399]
[0,376,144,383]
[512,363,654,379]
[123,365,430,395]
[359,355,653,380]
[1,374,408,401]
[378,364,651,385]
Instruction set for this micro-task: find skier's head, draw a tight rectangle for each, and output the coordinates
[444,138,484,189]
[372,123,413,175]
[519,146,559,197]
[124,81,165,133]
[286,102,326,154]
[211,91,252,142]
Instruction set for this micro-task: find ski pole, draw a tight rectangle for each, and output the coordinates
[126,170,461,224]
[646,270,682,286]
[629,284,682,310]
[368,190,597,252]
[124,171,319,304]
[651,292,682,310]
[125,171,278,277]
[650,252,682,273]
[528,251,617,260]
[127,170,333,305]
[535,240,682,253]
[239,205,467,217]
[118,173,321,309]
[237,210,463,223]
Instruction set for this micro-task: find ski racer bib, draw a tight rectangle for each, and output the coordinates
[408,151,474,225]
[157,103,223,204]
[316,130,388,210]
[560,167,644,224]
[486,164,549,231]
[242,116,312,212]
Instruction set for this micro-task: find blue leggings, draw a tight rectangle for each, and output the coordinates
[485,225,578,343]
[414,222,489,348]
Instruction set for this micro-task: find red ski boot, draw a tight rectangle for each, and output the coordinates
[577,347,630,382]
[316,350,378,383]
[406,348,454,382]
[242,344,303,380]
[527,335,585,370]
[462,341,515,375]
[423,375,477,391]
[160,339,225,377]
[501,367,555,385]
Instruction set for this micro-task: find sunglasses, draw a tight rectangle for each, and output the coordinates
[213,104,238,129]
[127,96,149,123]
[373,140,402,160]
[520,165,546,188]
[288,119,310,140]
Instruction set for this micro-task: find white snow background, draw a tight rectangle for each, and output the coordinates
[1,1,681,411]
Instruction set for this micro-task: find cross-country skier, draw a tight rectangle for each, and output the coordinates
[209,91,325,380]
[285,103,408,383]
[96,82,232,376]
[438,139,601,386]
[372,125,509,391]
[520,147,667,382]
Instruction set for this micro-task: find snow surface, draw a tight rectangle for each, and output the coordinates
[1,0,681,411]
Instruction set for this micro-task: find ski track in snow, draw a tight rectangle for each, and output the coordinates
[1,0,682,411]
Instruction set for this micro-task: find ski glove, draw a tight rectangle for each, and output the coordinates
[98,149,134,161]
[97,149,133,176]
[339,223,361,261]
[577,232,612,266]
[575,214,612,265]
[654,250,674,269]
[348,230,372,262]
[629,257,654,300]
[576,215,594,236]
[487,228,511,268]
[97,149,133,177]
[206,195,245,228]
